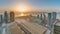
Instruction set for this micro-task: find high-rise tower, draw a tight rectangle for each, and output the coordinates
[10,11,15,22]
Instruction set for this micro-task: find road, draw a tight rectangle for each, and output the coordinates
[15,18,47,34]
[1,16,47,34]
[1,22,24,34]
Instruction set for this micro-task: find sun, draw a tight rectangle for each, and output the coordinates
[14,3,31,13]
[19,5,26,12]
[17,5,28,12]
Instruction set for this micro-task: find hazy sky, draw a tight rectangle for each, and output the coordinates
[0,0,60,10]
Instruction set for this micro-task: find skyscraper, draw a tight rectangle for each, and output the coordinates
[4,11,8,23]
[52,12,57,23]
[41,13,42,20]
[10,11,15,22]
[0,15,3,34]
[0,15,3,26]
[48,13,52,28]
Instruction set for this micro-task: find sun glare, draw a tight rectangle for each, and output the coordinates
[18,5,27,12]
[14,3,32,16]
[20,13,24,16]
[16,4,29,13]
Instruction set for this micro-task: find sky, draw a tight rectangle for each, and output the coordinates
[0,0,60,10]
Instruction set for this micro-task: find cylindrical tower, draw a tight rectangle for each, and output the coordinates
[10,11,15,22]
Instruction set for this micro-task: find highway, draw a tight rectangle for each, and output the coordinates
[1,16,47,34]
[15,17,47,34]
